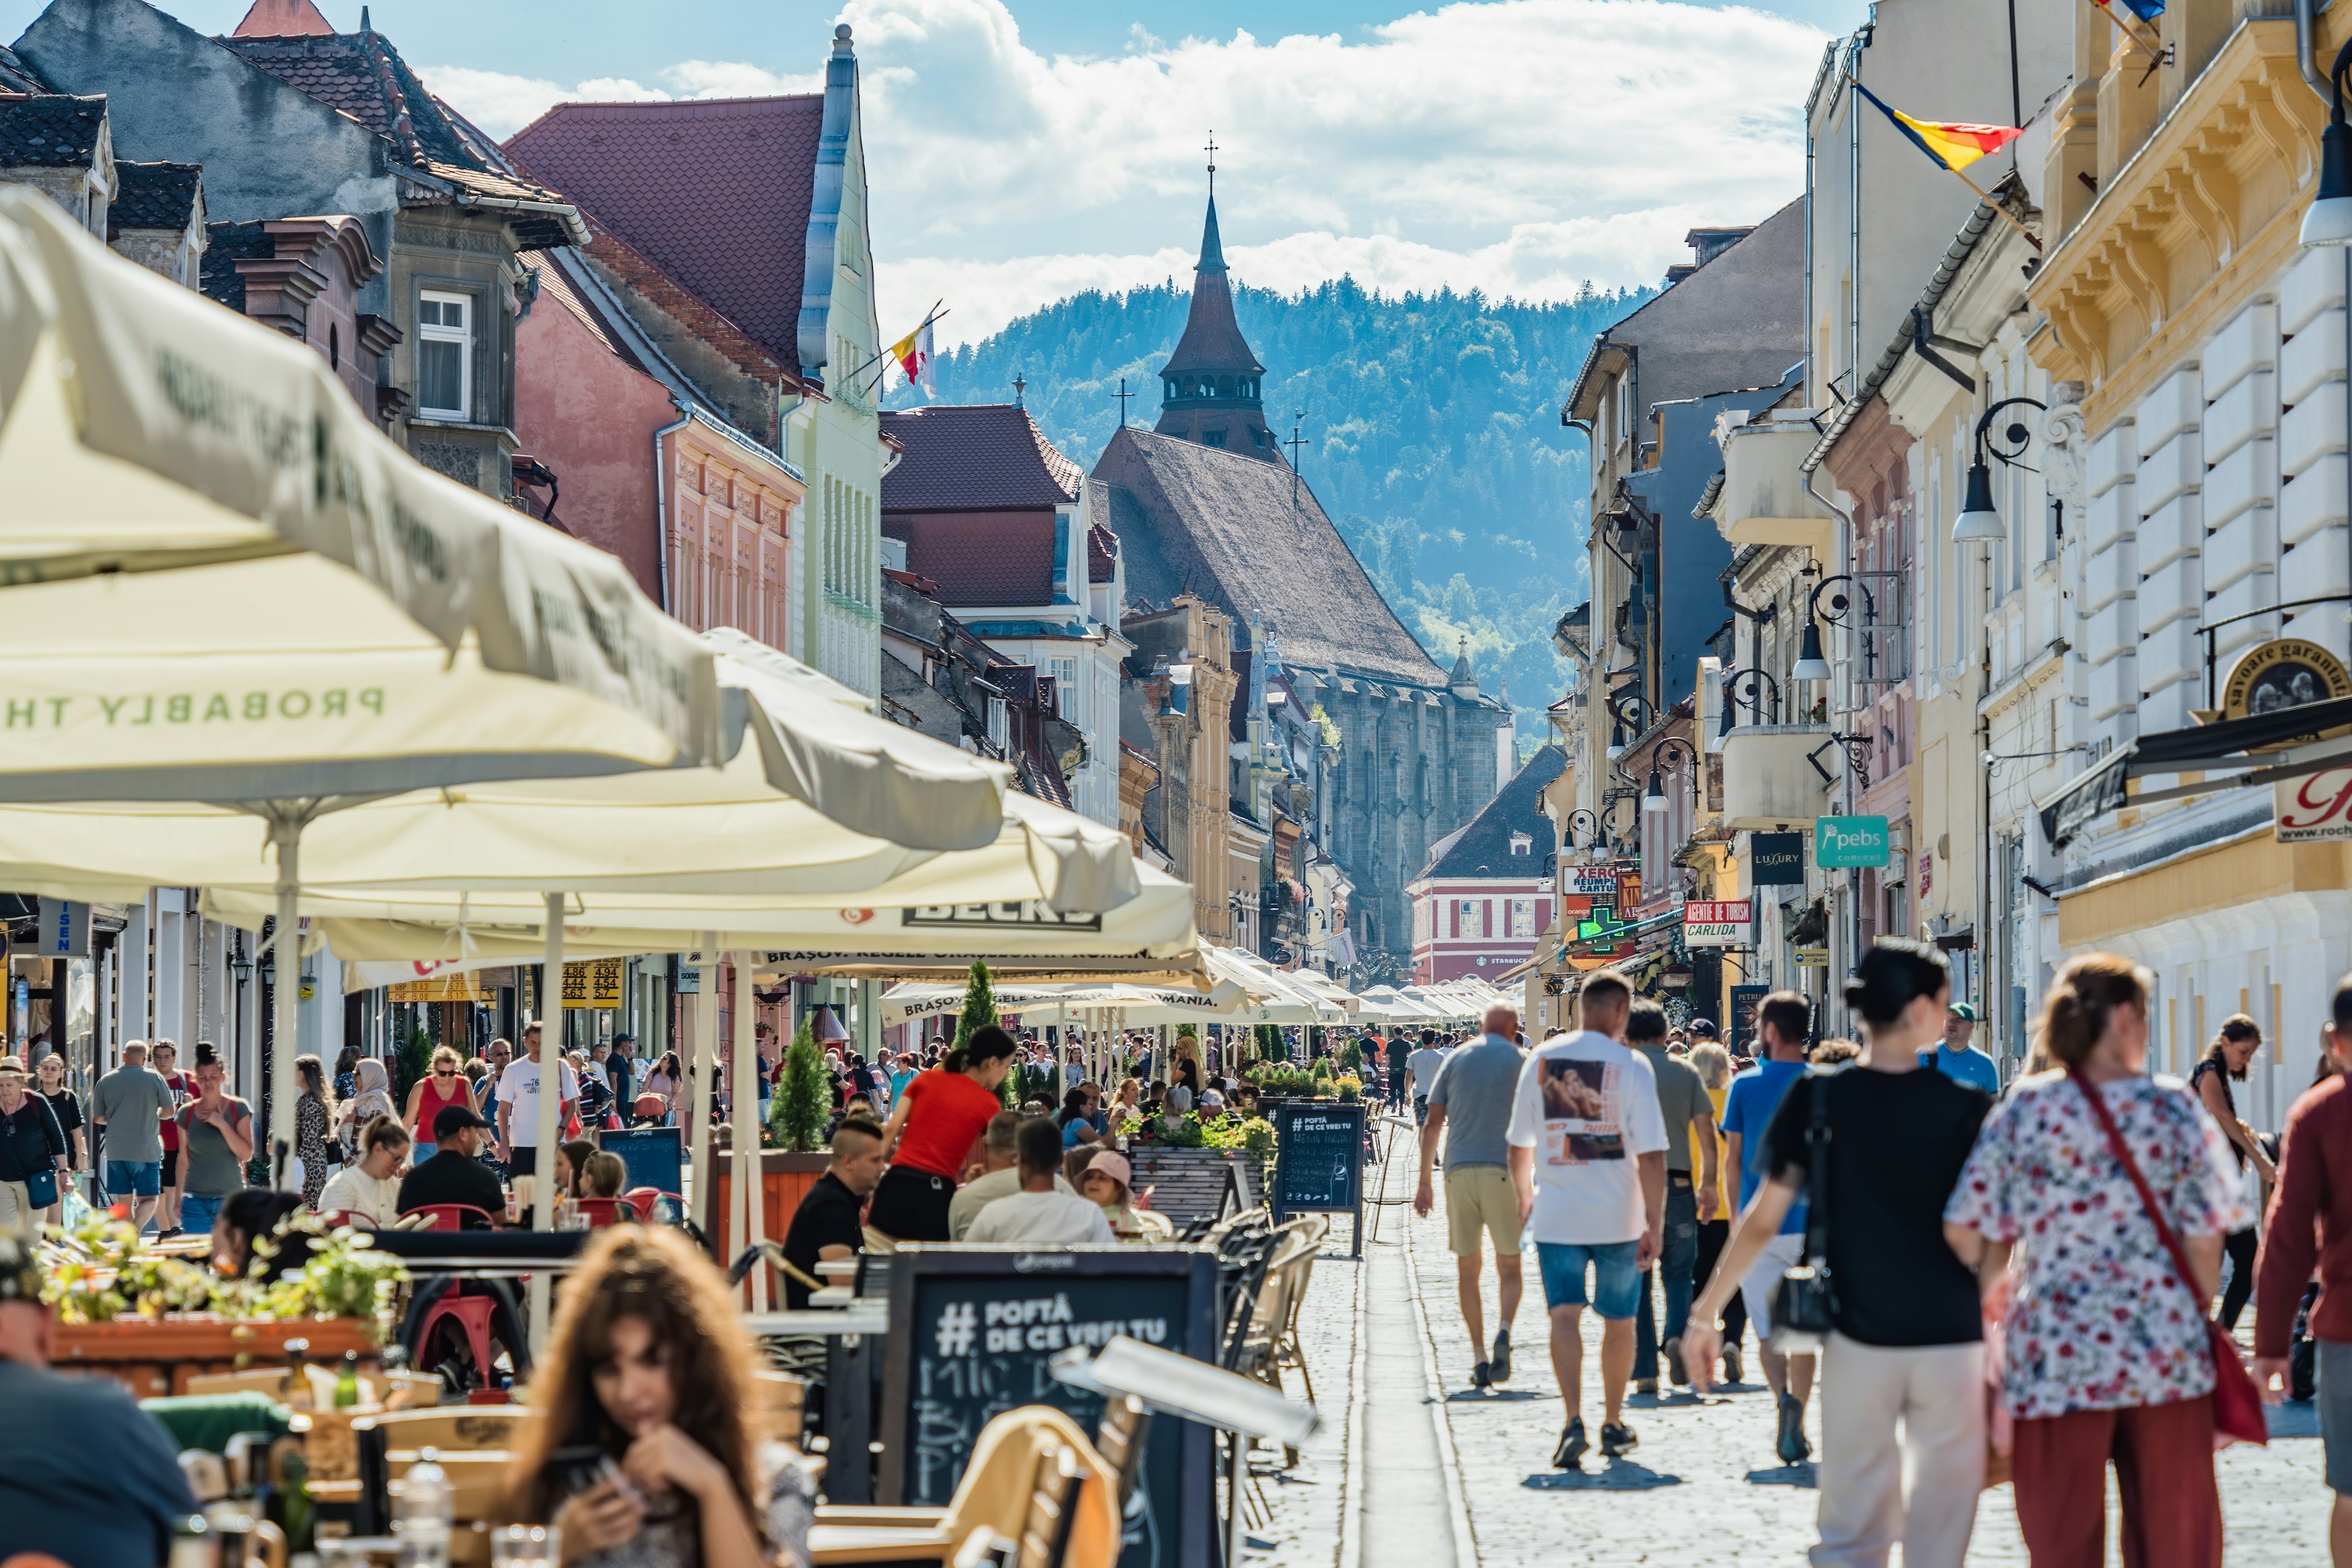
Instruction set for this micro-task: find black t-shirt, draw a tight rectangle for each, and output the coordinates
[396,1147,507,1226]
[782,1170,864,1310]
[1762,1066,1991,1348]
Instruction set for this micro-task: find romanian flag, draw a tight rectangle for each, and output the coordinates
[1852,80,2025,174]
[2095,0,2165,20]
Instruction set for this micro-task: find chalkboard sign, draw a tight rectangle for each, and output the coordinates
[880,1246,1218,1568]
[595,1126,683,1197]
[1272,1098,1364,1223]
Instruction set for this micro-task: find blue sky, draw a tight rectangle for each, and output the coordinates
[8,0,1855,341]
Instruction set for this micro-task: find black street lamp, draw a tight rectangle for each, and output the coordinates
[1953,396,2048,542]
[1643,740,1692,815]
[2303,39,2352,247]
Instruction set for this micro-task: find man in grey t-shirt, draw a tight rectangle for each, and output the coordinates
[1625,1000,1717,1393]
[89,1042,176,1232]
[1415,1005,1529,1388]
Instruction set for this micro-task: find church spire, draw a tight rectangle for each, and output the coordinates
[1156,138,1275,461]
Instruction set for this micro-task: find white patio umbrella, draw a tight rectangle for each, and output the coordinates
[0,190,1013,1192]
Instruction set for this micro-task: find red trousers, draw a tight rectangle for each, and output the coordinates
[2010,1395,2222,1567]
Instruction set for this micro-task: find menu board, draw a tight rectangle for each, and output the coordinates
[1272,1101,1363,1254]
[595,1126,683,1197]
[879,1246,1218,1568]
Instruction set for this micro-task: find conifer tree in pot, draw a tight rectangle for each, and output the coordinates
[949,960,1019,1111]
[768,1016,831,1152]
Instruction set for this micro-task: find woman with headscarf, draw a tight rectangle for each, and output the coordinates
[337,1058,398,1155]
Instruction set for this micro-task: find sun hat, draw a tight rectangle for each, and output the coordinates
[1084,1150,1133,1190]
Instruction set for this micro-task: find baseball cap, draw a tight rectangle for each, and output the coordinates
[1085,1150,1133,1191]
[1688,1019,1719,1039]
[1948,1002,1979,1022]
[433,1103,491,1141]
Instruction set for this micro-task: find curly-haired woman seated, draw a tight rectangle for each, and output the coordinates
[503,1227,815,1568]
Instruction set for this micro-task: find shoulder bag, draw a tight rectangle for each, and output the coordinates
[1770,1068,1839,1352]
[2071,1069,2267,1447]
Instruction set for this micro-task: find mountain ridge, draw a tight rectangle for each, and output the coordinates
[889,276,1649,742]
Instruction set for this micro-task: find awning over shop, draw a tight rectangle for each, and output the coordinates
[2038,695,2352,849]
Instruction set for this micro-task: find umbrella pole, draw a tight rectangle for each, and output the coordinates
[267,813,303,1191]
[688,935,718,1235]
[734,953,767,1310]
[529,892,564,1351]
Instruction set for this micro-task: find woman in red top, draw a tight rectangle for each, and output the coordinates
[405,1046,472,1141]
[870,1024,1016,1242]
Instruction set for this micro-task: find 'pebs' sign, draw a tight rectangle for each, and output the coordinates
[1814,815,1890,869]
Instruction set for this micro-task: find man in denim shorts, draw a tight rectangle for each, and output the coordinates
[1506,969,1667,1468]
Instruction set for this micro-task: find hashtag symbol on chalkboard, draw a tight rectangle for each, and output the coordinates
[936,1300,978,1356]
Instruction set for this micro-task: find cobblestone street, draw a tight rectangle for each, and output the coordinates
[1245,1118,2332,1566]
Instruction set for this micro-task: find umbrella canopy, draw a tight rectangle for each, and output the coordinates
[218,861,1203,984]
[0,187,718,772]
[0,752,1117,911]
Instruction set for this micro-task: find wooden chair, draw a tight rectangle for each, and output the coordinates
[1089,1394,1151,1515]
[812,1406,1118,1568]
[352,1408,540,1536]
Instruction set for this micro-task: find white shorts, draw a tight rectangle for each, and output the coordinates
[1740,1231,1807,1341]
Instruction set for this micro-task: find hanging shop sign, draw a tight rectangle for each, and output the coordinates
[1749,832,1804,884]
[2222,638,2352,731]
[1570,864,1624,896]
[34,898,88,958]
[1814,815,1891,869]
[2276,766,2352,843]
[562,957,625,1009]
[1681,900,1752,947]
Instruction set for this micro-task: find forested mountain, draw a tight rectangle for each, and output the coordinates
[889,278,1650,742]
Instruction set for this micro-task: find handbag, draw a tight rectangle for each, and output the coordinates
[22,1163,57,1210]
[2071,1070,2269,1447]
[1770,1068,1839,1352]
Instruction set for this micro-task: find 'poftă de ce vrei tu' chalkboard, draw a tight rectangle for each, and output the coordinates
[878,1245,1219,1568]
[1271,1100,1365,1255]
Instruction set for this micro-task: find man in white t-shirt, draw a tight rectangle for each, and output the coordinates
[1407,1031,1450,1125]
[1506,968,1667,1469]
[965,1117,1114,1245]
[494,1021,579,1181]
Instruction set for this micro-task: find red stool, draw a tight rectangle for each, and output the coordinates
[414,1291,500,1386]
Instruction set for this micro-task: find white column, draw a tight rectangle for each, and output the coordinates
[154,890,185,1053]
[687,940,720,1235]
[121,897,151,1047]
[733,954,769,1310]
[527,893,565,1349]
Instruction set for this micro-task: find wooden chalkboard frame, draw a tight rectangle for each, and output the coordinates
[876,1245,1219,1568]
[1270,1100,1366,1257]
[593,1125,684,1196]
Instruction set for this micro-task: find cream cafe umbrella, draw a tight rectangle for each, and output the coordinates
[0,189,1020,1191]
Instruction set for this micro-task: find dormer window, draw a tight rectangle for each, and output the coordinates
[1510,832,1532,856]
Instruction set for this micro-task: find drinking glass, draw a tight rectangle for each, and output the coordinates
[491,1525,560,1568]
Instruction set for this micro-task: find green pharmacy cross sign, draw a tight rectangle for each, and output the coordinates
[1815,815,1891,869]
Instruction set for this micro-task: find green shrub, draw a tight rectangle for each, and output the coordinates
[769,1018,831,1152]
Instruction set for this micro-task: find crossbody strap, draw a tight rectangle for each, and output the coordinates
[1802,1068,1832,1266]
[2070,1069,2206,1313]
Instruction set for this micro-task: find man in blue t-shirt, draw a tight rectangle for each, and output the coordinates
[1919,1001,2000,1094]
[1716,990,1817,1465]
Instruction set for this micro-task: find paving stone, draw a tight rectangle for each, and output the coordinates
[1242,1120,2336,1566]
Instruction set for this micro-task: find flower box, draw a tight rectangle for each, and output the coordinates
[52,1314,380,1399]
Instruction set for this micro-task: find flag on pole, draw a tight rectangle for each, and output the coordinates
[889,318,935,396]
[2094,0,2165,20]
[1850,80,2025,173]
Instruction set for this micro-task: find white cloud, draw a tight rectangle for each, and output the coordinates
[423,0,1825,344]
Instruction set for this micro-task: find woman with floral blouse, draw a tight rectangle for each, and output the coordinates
[1943,953,2248,1567]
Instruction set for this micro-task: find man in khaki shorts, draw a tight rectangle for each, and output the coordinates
[1415,1003,1531,1388]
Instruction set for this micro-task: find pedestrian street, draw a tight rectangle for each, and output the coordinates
[1245,1116,2332,1567]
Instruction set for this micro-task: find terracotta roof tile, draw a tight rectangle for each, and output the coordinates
[506,97,824,380]
[878,404,1083,510]
[575,212,786,386]
[894,513,1055,609]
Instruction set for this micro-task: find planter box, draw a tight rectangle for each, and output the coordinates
[53,1314,379,1400]
[708,1150,834,1265]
